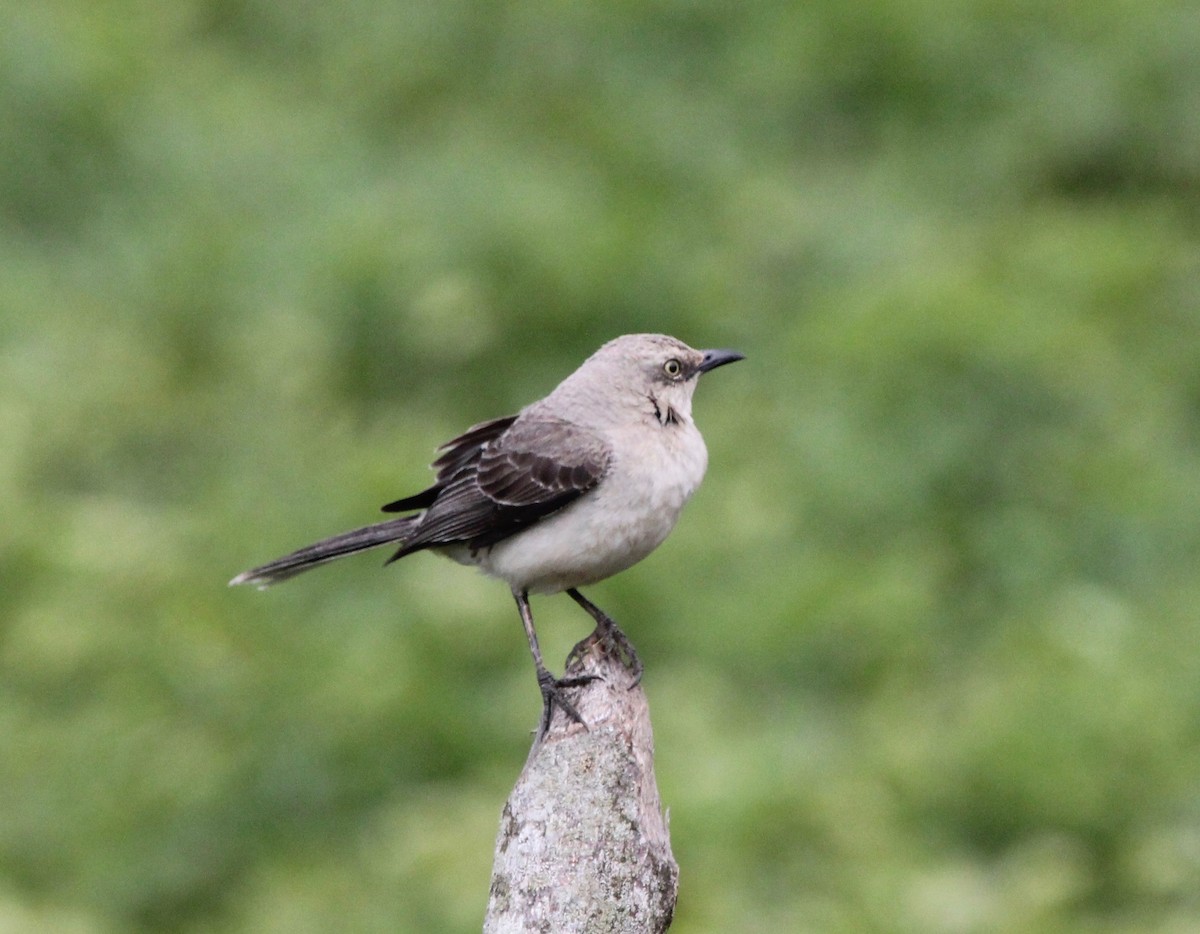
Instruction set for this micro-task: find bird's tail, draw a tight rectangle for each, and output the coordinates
[229,516,419,589]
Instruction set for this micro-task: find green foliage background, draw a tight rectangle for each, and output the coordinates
[4,1,1200,931]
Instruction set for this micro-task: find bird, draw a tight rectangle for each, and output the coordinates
[230,333,743,732]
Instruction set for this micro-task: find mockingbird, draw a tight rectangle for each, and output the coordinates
[231,333,743,730]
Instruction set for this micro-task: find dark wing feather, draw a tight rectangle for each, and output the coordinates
[380,486,439,513]
[430,415,519,479]
[387,415,610,560]
[381,415,518,513]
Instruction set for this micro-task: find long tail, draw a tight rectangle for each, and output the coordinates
[229,516,419,589]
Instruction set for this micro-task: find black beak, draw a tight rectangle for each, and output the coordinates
[697,348,745,373]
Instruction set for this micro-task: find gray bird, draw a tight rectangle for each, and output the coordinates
[231,333,743,730]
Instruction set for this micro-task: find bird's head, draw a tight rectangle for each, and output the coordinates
[561,334,743,428]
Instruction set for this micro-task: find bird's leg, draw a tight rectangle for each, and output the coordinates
[566,588,644,686]
[513,590,596,735]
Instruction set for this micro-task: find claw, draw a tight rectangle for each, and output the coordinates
[565,588,644,686]
[566,621,643,688]
[603,624,644,687]
[536,668,599,735]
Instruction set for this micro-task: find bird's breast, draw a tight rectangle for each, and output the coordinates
[471,422,709,594]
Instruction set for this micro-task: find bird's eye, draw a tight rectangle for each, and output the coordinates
[663,358,683,378]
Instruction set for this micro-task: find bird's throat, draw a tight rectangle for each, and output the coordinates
[649,395,680,426]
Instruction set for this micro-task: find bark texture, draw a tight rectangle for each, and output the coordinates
[484,634,678,933]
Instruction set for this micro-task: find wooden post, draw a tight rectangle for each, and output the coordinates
[483,634,679,933]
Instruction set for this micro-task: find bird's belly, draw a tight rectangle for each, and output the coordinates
[473,434,707,594]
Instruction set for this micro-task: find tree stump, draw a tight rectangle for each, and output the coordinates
[483,632,679,933]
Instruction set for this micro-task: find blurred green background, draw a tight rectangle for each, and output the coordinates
[4,0,1200,931]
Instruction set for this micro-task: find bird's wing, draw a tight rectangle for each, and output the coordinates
[387,415,611,559]
[432,415,521,481]
[381,415,518,513]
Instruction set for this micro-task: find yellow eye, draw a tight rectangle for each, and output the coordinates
[663,358,683,378]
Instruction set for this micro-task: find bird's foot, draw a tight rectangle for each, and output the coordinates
[567,620,644,687]
[536,667,598,736]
